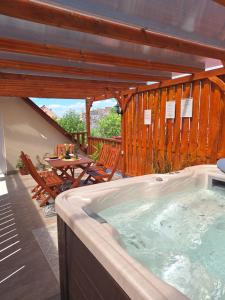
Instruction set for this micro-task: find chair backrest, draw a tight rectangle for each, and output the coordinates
[97,144,111,166]
[20,151,57,198]
[20,151,44,186]
[56,144,75,156]
[104,146,121,181]
[20,151,30,174]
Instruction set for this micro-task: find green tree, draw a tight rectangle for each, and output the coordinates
[58,110,85,133]
[93,109,121,138]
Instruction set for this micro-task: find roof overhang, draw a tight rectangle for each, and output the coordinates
[0,0,224,99]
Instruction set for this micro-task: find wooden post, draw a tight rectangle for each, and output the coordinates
[119,92,135,177]
[86,98,93,154]
[116,96,125,176]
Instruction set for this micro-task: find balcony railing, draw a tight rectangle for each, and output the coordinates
[71,131,87,153]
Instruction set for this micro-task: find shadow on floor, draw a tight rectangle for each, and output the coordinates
[0,170,60,300]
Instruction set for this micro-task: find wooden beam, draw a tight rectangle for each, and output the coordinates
[85,68,225,101]
[85,99,92,144]
[214,0,225,7]
[0,73,137,88]
[121,67,225,96]
[0,38,203,74]
[92,93,120,101]
[209,76,225,93]
[0,1,224,60]
[0,59,169,82]
[0,73,132,98]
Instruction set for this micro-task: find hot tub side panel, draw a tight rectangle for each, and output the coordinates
[57,216,131,300]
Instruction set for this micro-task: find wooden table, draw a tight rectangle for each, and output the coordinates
[46,155,92,187]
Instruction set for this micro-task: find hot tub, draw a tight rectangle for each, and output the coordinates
[56,165,225,300]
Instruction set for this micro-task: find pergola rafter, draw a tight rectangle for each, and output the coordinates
[0,38,203,74]
[0,73,135,98]
[0,59,170,82]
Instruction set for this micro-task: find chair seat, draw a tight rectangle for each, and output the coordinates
[84,146,121,184]
[86,165,105,174]
[87,169,109,178]
[21,151,63,207]
[40,171,63,186]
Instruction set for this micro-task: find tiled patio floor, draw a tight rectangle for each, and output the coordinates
[0,173,60,300]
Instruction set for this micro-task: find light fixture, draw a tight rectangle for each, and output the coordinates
[114,101,123,115]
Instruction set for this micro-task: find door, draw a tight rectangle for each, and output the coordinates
[0,114,7,175]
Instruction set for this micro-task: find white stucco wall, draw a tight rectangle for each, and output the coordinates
[0,97,71,173]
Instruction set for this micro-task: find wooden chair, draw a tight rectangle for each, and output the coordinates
[20,152,63,206]
[20,151,50,198]
[85,146,121,184]
[86,144,111,173]
[56,144,75,156]
[96,144,111,166]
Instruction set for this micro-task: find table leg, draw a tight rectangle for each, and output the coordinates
[70,163,91,188]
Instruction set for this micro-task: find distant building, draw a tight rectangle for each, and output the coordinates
[40,105,57,120]
[82,107,112,128]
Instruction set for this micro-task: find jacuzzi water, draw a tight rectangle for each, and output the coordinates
[99,186,225,300]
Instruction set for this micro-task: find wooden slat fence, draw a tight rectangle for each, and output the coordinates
[123,79,225,176]
[88,136,123,171]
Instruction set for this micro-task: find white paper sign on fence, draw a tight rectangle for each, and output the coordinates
[165,101,176,119]
[144,110,151,125]
[181,98,193,118]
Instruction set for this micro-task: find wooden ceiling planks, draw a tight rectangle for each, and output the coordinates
[0,0,224,60]
[0,38,203,74]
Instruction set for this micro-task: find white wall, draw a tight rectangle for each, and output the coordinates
[0,97,71,172]
[0,113,7,174]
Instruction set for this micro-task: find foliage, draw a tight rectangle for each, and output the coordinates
[92,109,121,138]
[58,110,85,133]
[90,143,103,162]
[16,158,25,169]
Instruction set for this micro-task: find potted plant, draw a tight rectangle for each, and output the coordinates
[16,158,29,175]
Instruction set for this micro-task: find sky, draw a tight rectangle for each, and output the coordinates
[31,98,117,117]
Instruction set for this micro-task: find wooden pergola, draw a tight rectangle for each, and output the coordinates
[0,0,225,174]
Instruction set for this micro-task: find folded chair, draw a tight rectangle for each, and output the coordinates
[84,146,121,184]
[20,152,63,206]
